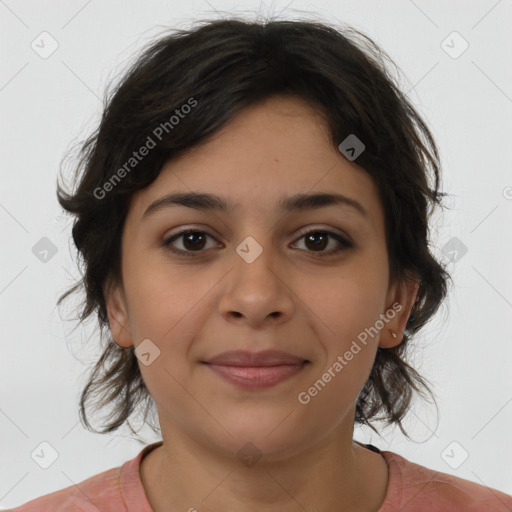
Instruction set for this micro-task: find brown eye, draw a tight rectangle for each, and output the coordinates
[291,229,353,256]
[163,230,219,257]
[163,228,353,258]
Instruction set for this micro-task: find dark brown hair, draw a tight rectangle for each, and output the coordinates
[57,16,451,441]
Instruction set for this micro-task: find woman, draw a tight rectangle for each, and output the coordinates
[11,17,512,512]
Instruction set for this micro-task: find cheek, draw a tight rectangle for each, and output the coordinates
[123,249,193,335]
[123,266,210,418]
[123,257,223,364]
[301,270,388,347]
[298,288,382,416]
[296,269,388,398]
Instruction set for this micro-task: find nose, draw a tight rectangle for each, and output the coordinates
[218,240,295,328]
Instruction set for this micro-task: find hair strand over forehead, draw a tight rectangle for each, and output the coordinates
[56,16,451,441]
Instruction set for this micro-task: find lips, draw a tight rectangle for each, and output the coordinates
[202,350,310,389]
[203,349,308,366]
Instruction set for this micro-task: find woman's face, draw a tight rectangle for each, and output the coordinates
[106,95,417,460]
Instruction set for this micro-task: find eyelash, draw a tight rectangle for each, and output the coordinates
[162,228,353,258]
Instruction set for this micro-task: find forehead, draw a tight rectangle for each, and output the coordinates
[128,95,383,232]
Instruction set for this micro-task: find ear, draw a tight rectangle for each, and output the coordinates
[104,279,133,348]
[379,273,420,349]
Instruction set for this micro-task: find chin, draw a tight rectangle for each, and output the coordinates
[212,413,311,463]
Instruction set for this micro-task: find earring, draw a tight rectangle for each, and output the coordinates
[391,331,397,338]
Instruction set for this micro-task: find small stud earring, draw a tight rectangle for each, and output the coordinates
[391,331,397,338]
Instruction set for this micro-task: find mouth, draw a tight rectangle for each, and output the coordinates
[201,350,310,389]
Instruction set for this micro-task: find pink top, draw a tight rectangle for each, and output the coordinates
[8,441,512,511]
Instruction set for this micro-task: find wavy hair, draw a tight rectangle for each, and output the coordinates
[57,17,451,441]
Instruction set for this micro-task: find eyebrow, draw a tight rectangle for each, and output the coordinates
[142,191,368,220]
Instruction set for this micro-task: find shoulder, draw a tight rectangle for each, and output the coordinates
[380,450,512,511]
[7,465,123,512]
[7,442,161,512]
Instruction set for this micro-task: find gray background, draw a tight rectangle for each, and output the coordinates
[1,0,511,507]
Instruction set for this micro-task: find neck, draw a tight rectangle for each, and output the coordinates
[140,424,389,512]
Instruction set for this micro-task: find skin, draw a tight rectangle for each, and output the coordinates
[106,94,419,512]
